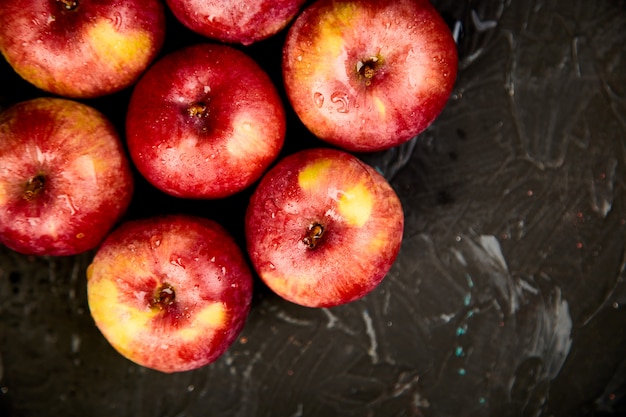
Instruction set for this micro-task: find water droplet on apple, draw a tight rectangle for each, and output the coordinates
[112,12,123,30]
[56,194,78,215]
[170,255,185,268]
[313,92,324,108]
[268,263,276,270]
[149,234,162,249]
[127,244,136,252]
[330,92,350,113]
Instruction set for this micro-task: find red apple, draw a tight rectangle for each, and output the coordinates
[282,0,458,152]
[0,97,134,256]
[165,0,307,46]
[87,214,254,373]
[126,43,286,199]
[0,0,165,98]
[245,147,404,308]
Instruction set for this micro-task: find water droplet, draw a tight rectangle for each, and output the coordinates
[170,256,185,268]
[58,194,78,215]
[127,244,136,252]
[330,91,350,113]
[313,92,324,108]
[112,12,122,29]
[149,234,161,249]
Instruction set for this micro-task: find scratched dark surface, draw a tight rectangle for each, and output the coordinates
[1,0,626,416]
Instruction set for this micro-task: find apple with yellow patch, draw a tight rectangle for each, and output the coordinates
[0,97,133,256]
[245,148,404,308]
[282,0,458,152]
[87,214,254,373]
[126,43,286,199]
[0,0,165,98]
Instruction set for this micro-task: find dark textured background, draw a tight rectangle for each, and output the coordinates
[1,0,626,416]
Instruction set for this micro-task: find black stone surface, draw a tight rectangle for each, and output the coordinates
[1,1,626,416]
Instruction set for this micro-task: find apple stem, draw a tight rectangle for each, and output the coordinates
[187,103,208,118]
[151,283,176,310]
[23,175,45,201]
[303,223,325,249]
[57,0,78,10]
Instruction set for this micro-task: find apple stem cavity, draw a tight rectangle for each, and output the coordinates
[23,174,46,201]
[356,56,382,87]
[187,102,208,118]
[151,282,176,310]
[303,222,325,249]
[57,0,78,11]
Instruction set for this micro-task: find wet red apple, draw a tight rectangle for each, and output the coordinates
[245,148,404,308]
[165,0,306,45]
[126,43,286,199]
[0,97,134,256]
[87,214,254,373]
[282,0,458,152]
[0,0,165,98]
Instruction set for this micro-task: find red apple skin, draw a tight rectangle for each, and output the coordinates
[0,97,134,256]
[282,0,458,152]
[87,214,254,373]
[165,0,307,46]
[0,0,165,98]
[126,43,286,199]
[245,148,404,308]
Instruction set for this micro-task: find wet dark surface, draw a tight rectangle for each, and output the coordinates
[1,0,626,416]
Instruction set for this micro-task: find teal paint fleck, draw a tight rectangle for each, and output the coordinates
[455,346,464,357]
[465,274,475,288]
[458,368,466,376]
[463,293,471,306]
[456,325,467,336]
[479,397,486,405]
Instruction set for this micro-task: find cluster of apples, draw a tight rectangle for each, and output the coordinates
[0,0,457,373]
